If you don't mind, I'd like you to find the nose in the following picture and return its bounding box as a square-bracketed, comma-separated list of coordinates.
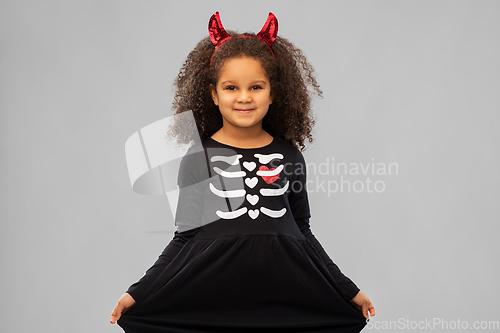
[237, 90, 251, 103]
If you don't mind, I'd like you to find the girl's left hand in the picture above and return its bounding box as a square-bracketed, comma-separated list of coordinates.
[350, 290, 375, 319]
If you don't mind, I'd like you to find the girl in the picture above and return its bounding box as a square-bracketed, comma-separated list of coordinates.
[111, 11, 375, 332]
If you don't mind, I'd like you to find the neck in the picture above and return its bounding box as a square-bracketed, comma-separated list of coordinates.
[212, 122, 272, 147]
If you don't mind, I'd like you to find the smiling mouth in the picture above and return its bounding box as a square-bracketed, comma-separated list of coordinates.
[234, 109, 254, 112]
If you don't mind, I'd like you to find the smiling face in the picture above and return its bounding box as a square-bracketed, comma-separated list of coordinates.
[210, 56, 273, 133]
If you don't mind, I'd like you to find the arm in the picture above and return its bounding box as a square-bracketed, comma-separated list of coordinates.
[125, 147, 205, 303]
[125, 228, 200, 303]
[289, 149, 360, 301]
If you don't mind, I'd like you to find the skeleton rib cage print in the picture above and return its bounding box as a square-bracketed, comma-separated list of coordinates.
[172, 136, 309, 235]
[209, 150, 289, 220]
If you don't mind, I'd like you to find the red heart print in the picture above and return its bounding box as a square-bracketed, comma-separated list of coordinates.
[259, 166, 280, 184]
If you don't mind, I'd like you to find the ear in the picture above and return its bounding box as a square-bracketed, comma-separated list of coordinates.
[269, 92, 273, 105]
[210, 84, 219, 106]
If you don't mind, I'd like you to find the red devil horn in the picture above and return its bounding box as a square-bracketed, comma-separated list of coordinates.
[256, 12, 278, 48]
[208, 12, 231, 46]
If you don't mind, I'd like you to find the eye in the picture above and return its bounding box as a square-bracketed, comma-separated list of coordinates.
[225, 86, 236, 91]
[251, 85, 263, 90]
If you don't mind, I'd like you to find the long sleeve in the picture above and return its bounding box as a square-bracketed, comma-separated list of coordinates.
[289, 149, 361, 301]
[125, 228, 199, 303]
[125, 146, 205, 303]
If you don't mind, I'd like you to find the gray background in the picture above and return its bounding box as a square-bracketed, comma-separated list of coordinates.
[1, 1, 499, 332]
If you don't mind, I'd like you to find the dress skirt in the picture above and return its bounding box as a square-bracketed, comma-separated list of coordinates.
[117, 234, 367, 332]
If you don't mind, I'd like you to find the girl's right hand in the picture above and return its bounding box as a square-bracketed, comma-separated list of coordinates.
[350, 290, 375, 319]
[110, 293, 136, 324]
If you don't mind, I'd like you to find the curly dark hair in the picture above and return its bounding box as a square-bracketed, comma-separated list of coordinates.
[166, 29, 322, 152]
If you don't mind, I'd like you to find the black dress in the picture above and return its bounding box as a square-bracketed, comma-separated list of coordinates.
[117, 137, 368, 332]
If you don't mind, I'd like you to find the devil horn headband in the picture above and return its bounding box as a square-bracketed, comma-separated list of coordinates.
[208, 12, 278, 67]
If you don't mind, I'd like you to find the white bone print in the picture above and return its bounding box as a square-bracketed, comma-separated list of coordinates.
[216, 207, 247, 219]
[260, 181, 289, 196]
[211, 154, 243, 165]
[245, 177, 258, 188]
[210, 183, 246, 198]
[248, 209, 260, 219]
[213, 166, 246, 178]
[243, 161, 256, 171]
[256, 164, 283, 177]
[260, 207, 286, 218]
[254, 153, 284, 164]
[246, 194, 259, 205]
